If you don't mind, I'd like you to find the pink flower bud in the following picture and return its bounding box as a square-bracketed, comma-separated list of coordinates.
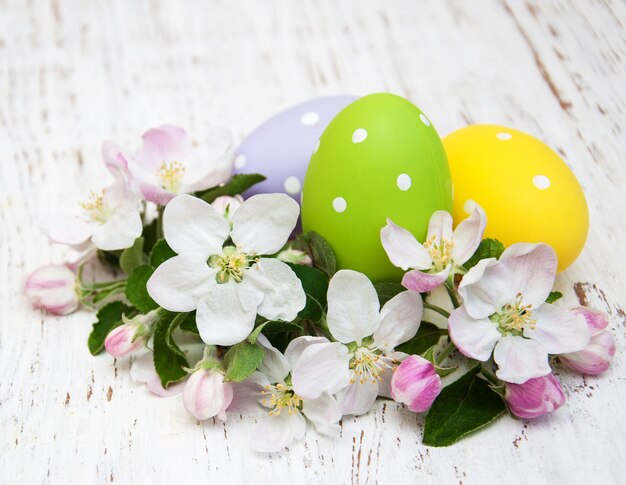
[559, 306, 615, 375]
[560, 330, 616, 375]
[211, 195, 243, 220]
[24, 264, 79, 315]
[104, 324, 145, 357]
[183, 368, 234, 421]
[276, 248, 313, 266]
[390, 355, 442, 412]
[504, 374, 565, 419]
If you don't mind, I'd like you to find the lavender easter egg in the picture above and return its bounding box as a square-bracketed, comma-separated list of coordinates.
[234, 96, 358, 200]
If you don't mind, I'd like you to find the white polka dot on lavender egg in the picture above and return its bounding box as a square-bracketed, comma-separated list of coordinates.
[301, 112, 320, 126]
[234, 154, 247, 169]
[333, 197, 347, 213]
[352, 128, 367, 143]
[284, 176, 302, 195]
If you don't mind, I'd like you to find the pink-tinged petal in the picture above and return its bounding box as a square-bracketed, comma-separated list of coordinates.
[427, 211, 453, 245]
[182, 126, 234, 193]
[448, 307, 501, 361]
[102, 140, 132, 186]
[138, 125, 190, 171]
[183, 369, 233, 421]
[163, 194, 230, 258]
[252, 410, 306, 453]
[377, 351, 408, 398]
[373, 291, 423, 352]
[227, 373, 268, 414]
[24, 264, 79, 315]
[390, 355, 442, 413]
[327, 270, 380, 344]
[46, 215, 92, 248]
[458, 258, 513, 319]
[147, 254, 216, 312]
[244, 258, 306, 323]
[401, 266, 451, 294]
[138, 182, 175, 206]
[524, 303, 590, 354]
[451, 205, 487, 265]
[231, 194, 299, 255]
[494, 336, 551, 384]
[505, 374, 565, 419]
[291, 342, 351, 400]
[195, 280, 260, 346]
[104, 325, 145, 357]
[301, 392, 342, 436]
[211, 195, 243, 220]
[335, 380, 380, 416]
[560, 330, 616, 375]
[571, 306, 609, 336]
[130, 352, 185, 397]
[499, 243, 557, 309]
[91, 202, 143, 251]
[257, 335, 291, 383]
[380, 218, 432, 270]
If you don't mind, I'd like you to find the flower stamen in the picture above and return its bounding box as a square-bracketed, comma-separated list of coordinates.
[79, 190, 108, 223]
[349, 346, 396, 384]
[156, 161, 186, 193]
[493, 292, 537, 335]
[261, 383, 302, 416]
[208, 246, 256, 283]
[423, 235, 454, 271]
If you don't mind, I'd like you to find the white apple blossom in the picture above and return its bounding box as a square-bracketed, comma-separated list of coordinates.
[448, 243, 590, 384]
[381, 206, 486, 293]
[236, 335, 344, 452]
[292, 270, 423, 416]
[46, 148, 142, 251]
[146, 193, 306, 346]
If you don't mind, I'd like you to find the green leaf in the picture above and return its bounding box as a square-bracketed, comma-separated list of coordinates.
[464, 238, 505, 270]
[546, 291, 563, 304]
[397, 322, 445, 356]
[153, 312, 190, 388]
[197, 173, 266, 203]
[125, 265, 158, 314]
[224, 341, 264, 382]
[119, 237, 146, 275]
[87, 301, 134, 355]
[288, 263, 328, 321]
[179, 311, 199, 335]
[423, 366, 506, 447]
[261, 320, 303, 334]
[149, 239, 176, 268]
[296, 231, 337, 278]
[142, 218, 160, 253]
[374, 282, 406, 306]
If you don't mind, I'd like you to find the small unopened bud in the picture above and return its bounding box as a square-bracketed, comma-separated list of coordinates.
[24, 264, 79, 315]
[183, 368, 233, 421]
[390, 355, 442, 413]
[504, 374, 565, 419]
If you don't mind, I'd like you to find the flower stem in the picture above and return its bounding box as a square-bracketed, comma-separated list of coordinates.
[156, 206, 165, 239]
[423, 301, 450, 318]
[480, 365, 501, 386]
[435, 340, 456, 365]
[444, 282, 461, 309]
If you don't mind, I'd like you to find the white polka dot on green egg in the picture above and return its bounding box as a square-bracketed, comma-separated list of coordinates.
[352, 128, 367, 143]
[397, 173, 412, 191]
[332, 197, 347, 213]
[419, 113, 431, 126]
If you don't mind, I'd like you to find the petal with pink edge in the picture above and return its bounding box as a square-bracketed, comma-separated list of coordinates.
[427, 211, 453, 245]
[401, 266, 451, 294]
[448, 307, 501, 361]
[524, 303, 590, 354]
[380, 218, 432, 270]
[458, 258, 513, 319]
[451, 205, 487, 265]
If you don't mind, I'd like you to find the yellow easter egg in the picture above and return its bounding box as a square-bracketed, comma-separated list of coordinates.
[443, 125, 589, 272]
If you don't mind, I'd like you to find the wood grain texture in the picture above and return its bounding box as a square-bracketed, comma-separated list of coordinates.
[1, 0, 625, 483]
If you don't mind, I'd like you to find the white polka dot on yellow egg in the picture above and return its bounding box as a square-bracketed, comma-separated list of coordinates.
[352, 128, 367, 143]
[533, 175, 551, 190]
[496, 132, 512, 140]
[332, 196, 347, 213]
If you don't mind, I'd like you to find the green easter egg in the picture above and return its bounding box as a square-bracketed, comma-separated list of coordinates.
[301, 93, 453, 283]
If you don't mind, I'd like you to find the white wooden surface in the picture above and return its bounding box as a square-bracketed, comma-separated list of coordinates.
[1, 1, 625, 483]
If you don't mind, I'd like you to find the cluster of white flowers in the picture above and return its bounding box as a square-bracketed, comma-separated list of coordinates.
[25, 125, 616, 453]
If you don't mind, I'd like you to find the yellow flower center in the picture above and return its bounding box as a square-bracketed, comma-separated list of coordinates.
[79, 190, 109, 223]
[493, 293, 537, 335]
[156, 161, 186, 193]
[261, 383, 302, 416]
[208, 246, 257, 283]
[349, 346, 396, 384]
[423, 234, 454, 271]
